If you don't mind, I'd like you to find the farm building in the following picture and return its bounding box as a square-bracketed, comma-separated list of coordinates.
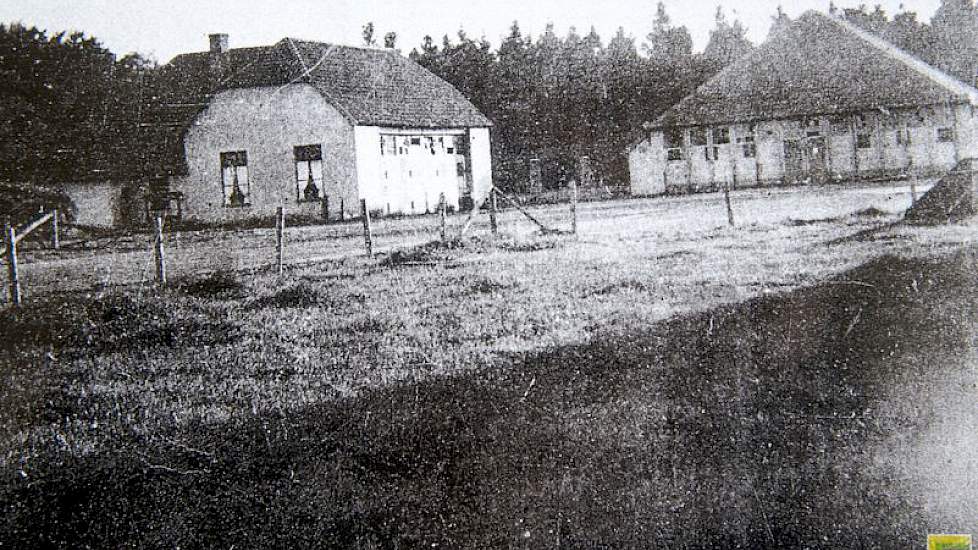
[629, 11, 978, 196]
[145, 34, 492, 223]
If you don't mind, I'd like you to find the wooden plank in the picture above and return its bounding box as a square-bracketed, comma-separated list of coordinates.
[14, 211, 54, 244]
[570, 179, 578, 235]
[491, 186, 556, 234]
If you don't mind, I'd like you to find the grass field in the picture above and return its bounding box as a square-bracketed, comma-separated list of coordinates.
[1, 183, 976, 548]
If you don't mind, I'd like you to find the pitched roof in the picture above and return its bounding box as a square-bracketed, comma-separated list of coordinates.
[146, 38, 490, 174]
[651, 11, 978, 129]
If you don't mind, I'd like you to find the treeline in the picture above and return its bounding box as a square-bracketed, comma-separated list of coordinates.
[4, 1, 978, 189]
[838, 1, 978, 84]
[406, 4, 754, 189]
[0, 23, 153, 184]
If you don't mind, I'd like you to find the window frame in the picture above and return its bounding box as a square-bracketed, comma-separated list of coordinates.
[220, 151, 250, 208]
[937, 127, 955, 143]
[294, 144, 324, 203]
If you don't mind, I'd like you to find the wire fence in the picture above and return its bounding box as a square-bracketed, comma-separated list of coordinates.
[0, 189, 580, 305]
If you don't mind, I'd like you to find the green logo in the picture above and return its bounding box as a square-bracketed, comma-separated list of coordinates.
[929, 534, 973, 550]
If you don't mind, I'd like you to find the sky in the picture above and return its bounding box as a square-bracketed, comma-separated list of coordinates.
[0, 0, 944, 63]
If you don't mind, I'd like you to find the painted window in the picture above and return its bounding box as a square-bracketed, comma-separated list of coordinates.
[690, 127, 708, 146]
[220, 151, 249, 207]
[937, 127, 955, 143]
[712, 127, 731, 145]
[294, 144, 323, 202]
[856, 133, 872, 149]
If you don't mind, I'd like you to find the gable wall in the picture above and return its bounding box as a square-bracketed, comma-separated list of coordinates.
[172, 84, 359, 223]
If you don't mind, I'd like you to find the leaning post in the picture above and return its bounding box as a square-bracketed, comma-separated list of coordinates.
[275, 206, 285, 275]
[5, 223, 20, 307]
[154, 216, 166, 287]
[360, 199, 373, 257]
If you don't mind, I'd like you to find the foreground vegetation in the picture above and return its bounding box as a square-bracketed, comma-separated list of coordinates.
[1, 192, 976, 547]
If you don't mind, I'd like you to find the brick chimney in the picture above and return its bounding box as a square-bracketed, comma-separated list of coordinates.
[209, 33, 229, 54]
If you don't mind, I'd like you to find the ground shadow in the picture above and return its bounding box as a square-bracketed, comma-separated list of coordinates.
[4, 248, 977, 548]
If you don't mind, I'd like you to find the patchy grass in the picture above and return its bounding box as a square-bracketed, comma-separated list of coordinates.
[1, 184, 974, 547]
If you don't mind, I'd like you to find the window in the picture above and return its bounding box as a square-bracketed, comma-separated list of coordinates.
[220, 151, 249, 207]
[704, 146, 720, 161]
[381, 135, 397, 156]
[856, 133, 872, 149]
[690, 127, 708, 146]
[712, 127, 731, 145]
[895, 129, 912, 146]
[937, 127, 955, 143]
[294, 144, 323, 202]
[737, 126, 755, 157]
[664, 128, 684, 161]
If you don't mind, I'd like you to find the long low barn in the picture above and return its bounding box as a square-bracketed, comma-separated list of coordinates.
[629, 11, 978, 195]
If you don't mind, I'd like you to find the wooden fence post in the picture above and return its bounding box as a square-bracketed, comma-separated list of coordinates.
[154, 216, 166, 286]
[724, 184, 736, 227]
[439, 193, 447, 243]
[489, 189, 498, 235]
[570, 180, 578, 236]
[910, 166, 919, 205]
[51, 209, 59, 249]
[5, 223, 20, 306]
[275, 206, 285, 275]
[321, 196, 329, 224]
[340, 198, 346, 222]
[360, 199, 373, 256]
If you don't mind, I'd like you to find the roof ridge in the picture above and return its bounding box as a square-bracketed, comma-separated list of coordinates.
[825, 11, 978, 104]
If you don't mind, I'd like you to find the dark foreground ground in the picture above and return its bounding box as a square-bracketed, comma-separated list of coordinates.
[2, 243, 976, 548]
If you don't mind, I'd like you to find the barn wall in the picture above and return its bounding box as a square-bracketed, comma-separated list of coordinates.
[628, 134, 665, 197]
[632, 103, 978, 194]
[62, 182, 124, 228]
[174, 84, 358, 223]
[355, 127, 483, 214]
[469, 127, 493, 206]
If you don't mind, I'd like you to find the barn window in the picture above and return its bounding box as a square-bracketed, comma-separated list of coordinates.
[856, 133, 872, 149]
[410, 137, 421, 146]
[381, 136, 397, 156]
[937, 127, 955, 143]
[294, 144, 324, 202]
[712, 127, 730, 145]
[704, 146, 719, 161]
[895, 129, 912, 146]
[737, 126, 756, 157]
[690, 127, 708, 146]
[220, 151, 250, 208]
[664, 128, 684, 161]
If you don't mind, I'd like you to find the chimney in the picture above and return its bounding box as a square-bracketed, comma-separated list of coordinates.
[209, 33, 229, 54]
